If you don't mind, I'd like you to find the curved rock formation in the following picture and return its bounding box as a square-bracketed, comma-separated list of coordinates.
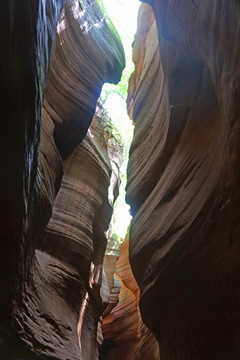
[127, 2, 240, 359]
[0, 0, 124, 358]
[44, 0, 124, 160]
[101, 233, 160, 360]
[0, 0, 65, 332]
[101, 235, 140, 360]
[10, 108, 123, 359]
[35, 0, 125, 237]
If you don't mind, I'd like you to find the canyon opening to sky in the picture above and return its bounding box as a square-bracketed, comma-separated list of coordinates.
[1, 1, 239, 359]
[100, 0, 140, 240]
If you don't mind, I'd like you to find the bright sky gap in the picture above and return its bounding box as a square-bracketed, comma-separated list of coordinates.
[100, 0, 140, 239]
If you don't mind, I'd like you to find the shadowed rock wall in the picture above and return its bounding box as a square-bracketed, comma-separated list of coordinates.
[127, 1, 240, 359]
[0, 0, 65, 333]
[0, 0, 124, 358]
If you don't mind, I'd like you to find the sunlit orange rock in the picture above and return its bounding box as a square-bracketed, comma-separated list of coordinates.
[101, 232, 160, 360]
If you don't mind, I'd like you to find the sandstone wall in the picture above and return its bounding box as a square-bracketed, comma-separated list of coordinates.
[0, 0, 124, 358]
[127, 2, 240, 359]
[0, 0, 65, 333]
[101, 232, 160, 360]
[13, 111, 123, 360]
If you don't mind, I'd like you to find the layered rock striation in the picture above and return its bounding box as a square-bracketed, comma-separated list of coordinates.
[0, 0, 66, 332]
[127, 2, 240, 359]
[0, 0, 124, 358]
[15, 110, 123, 360]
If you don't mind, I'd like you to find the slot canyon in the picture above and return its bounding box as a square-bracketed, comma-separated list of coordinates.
[0, 0, 240, 359]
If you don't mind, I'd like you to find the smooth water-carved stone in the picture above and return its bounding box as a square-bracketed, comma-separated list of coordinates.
[127, 2, 240, 359]
[0, 0, 124, 357]
[0, 0, 65, 353]
[16, 111, 123, 359]
[102, 234, 160, 360]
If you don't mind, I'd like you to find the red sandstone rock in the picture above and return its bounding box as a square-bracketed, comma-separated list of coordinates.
[102, 233, 160, 360]
[43, 0, 124, 159]
[0, 0, 124, 358]
[13, 109, 123, 359]
[127, 2, 240, 359]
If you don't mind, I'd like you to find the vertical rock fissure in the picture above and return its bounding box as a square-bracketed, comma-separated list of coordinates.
[97, 2, 161, 360]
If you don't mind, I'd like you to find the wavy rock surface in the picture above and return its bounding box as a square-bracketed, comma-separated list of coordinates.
[0, 0, 124, 358]
[101, 234, 159, 360]
[0, 0, 65, 330]
[12, 109, 123, 359]
[35, 0, 124, 236]
[43, 0, 124, 159]
[127, 2, 240, 359]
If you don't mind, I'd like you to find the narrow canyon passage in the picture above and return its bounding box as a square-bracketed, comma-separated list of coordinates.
[0, 1, 240, 360]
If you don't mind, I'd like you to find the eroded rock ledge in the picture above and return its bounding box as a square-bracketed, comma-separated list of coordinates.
[127, 2, 240, 359]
